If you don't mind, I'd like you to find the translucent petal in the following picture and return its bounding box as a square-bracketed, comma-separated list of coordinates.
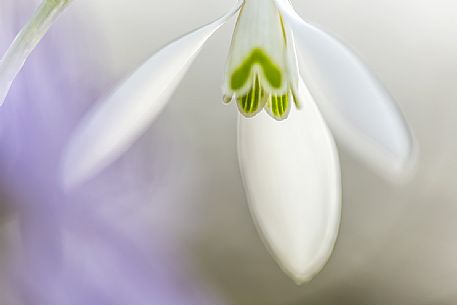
[225, 0, 288, 94]
[238, 76, 341, 283]
[62, 1, 243, 188]
[275, 0, 414, 176]
[0, 0, 72, 106]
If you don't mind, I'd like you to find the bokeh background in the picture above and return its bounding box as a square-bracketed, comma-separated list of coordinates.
[1, 0, 457, 304]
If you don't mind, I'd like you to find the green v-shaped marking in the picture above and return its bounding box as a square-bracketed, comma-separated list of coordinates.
[230, 48, 283, 91]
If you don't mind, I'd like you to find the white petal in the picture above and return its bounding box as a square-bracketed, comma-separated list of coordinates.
[225, 0, 289, 94]
[275, 0, 414, 176]
[0, 0, 71, 106]
[62, 1, 243, 189]
[238, 77, 341, 283]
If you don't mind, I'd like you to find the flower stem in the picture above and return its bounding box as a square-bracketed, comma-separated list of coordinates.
[0, 0, 72, 106]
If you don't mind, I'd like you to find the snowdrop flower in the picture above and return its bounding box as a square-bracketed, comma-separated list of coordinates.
[0, 0, 72, 105]
[62, 0, 413, 283]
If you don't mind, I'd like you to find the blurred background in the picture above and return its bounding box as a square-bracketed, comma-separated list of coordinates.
[1, 0, 457, 304]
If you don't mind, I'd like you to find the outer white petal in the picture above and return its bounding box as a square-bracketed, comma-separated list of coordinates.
[0, 0, 72, 106]
[274, 0, 414, 177]
[62, 1, 243, 189]
[238, 77, 341, 283]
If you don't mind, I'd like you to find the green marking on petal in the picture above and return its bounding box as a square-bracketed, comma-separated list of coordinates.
[266, 92, 291, 120]
[230, 48, 283, 91]
[223, 0, 301, 120]
[236, 74, 266, 117]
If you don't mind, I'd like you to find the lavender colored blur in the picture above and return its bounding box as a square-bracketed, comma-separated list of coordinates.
[0, 1, 225, 304]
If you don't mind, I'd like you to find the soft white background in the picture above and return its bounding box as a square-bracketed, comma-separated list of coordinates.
[18, 1, 457, 304]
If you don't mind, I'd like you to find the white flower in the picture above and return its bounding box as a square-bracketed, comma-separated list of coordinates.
[59, 0, 413, 283]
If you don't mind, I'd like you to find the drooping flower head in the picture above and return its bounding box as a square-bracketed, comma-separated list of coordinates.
[1, 0, 414, 284]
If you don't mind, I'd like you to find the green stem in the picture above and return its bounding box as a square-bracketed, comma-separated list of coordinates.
[0, 0, 72, 106]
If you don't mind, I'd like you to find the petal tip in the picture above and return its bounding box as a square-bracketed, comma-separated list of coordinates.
[60, 128, 116, 191]
[60, 144, 93, 191]
[274, 250, 335, 285]
[265, 213, 340, 284]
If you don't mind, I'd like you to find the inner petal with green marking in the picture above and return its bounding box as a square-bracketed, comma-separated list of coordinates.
[223, 0, 300, 121]
[225, 46, 295, 120]
[236, 73, 266, 117]
[231, 48, 283, 91]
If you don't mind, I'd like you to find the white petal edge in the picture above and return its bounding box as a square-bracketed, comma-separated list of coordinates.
[61, 1, 243, 189]
[238, 76, 341, 283]
[0, 0, 71, 106]
[275, 0, 415, 178]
